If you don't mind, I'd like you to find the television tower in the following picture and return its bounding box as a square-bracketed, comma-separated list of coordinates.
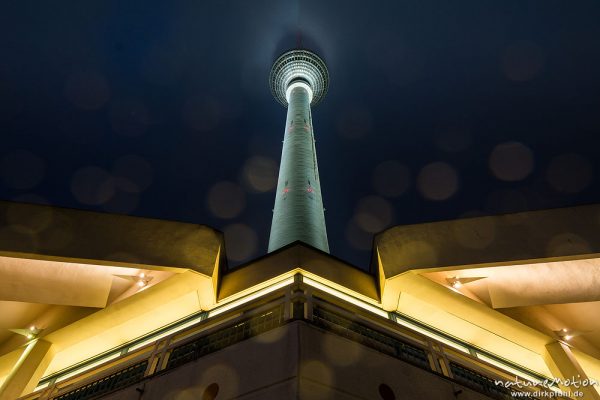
[268, 49, 330, 253]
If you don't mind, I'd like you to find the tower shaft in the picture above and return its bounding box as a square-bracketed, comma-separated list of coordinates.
[268, 85, 329, 253]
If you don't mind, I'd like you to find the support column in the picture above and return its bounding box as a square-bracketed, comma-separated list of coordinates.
[545, 341, 600, 399]
[0, 339, 54, 399]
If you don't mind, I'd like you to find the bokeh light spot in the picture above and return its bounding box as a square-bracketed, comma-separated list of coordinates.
[0, 226, 38, 253]
[453, 216, 496, 250]
[71, 166, 115, 206]
[353, 196, 394, 233]
[102, 191, 139, 214]
[323, 333, 363, 366]
[59, 112, 105, 143]
[64, 71, 110, 110]
[253, 324, 286, 343]
[202, 383, 219, 400]
[241, 156, 278, 192]
[11, 193, 49, 205]
[366, 32, 423, 87]
[336, 105, 373, 140]
[546, 233, 591, 257]
[207, 181, 246, 219]
[399, 240, 438, 266]
[1, 150, 46, 190]
[489, 141, 534, 182]
[417, 162, 459, 201]
[546, 153, 593, 193]
[502, 41, 544, 81]
[300, 360, 334, 387]
[105, 252, 141, 264]
[224, 223, 258, 262]
[197, 364, 238, 400]
[345, 220, 373, 251]
[6, 201, 53, 235]
[43, 227, 74, 251]
[109, 99, 150, 137]
[165, 389, 198, 400]
[112, 155, 153, 193]
[379, 384, 396, 400]
[434, 126, 471, 153]
[141, 43, 185, 86]
[485, 189, 528, 214]
[0, 81, 24, 121]
[372, 160, 410, 198]
[182, 97, 222, 132]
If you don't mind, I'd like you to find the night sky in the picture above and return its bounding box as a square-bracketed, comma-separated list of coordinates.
[1, 1, 600, 269]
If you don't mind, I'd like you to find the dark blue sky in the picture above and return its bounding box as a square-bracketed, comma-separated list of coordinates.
[1, 1, 600, 268]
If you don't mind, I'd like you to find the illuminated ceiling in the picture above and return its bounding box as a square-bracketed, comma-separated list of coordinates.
[0, 255, 174, 356]
[422, 259, 600, 359]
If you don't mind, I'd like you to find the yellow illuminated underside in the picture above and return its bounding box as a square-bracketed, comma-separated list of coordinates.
[35, 269, 386, 382]
[5, 261, 598, 397]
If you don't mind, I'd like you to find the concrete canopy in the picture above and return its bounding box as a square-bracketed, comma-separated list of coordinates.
[0, 200, 223, 274]
[0, 200, 224, 361]
[375, 203, 600, 379]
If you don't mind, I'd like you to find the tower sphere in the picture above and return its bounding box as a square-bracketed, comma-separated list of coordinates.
[269, 49, 329, 107]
